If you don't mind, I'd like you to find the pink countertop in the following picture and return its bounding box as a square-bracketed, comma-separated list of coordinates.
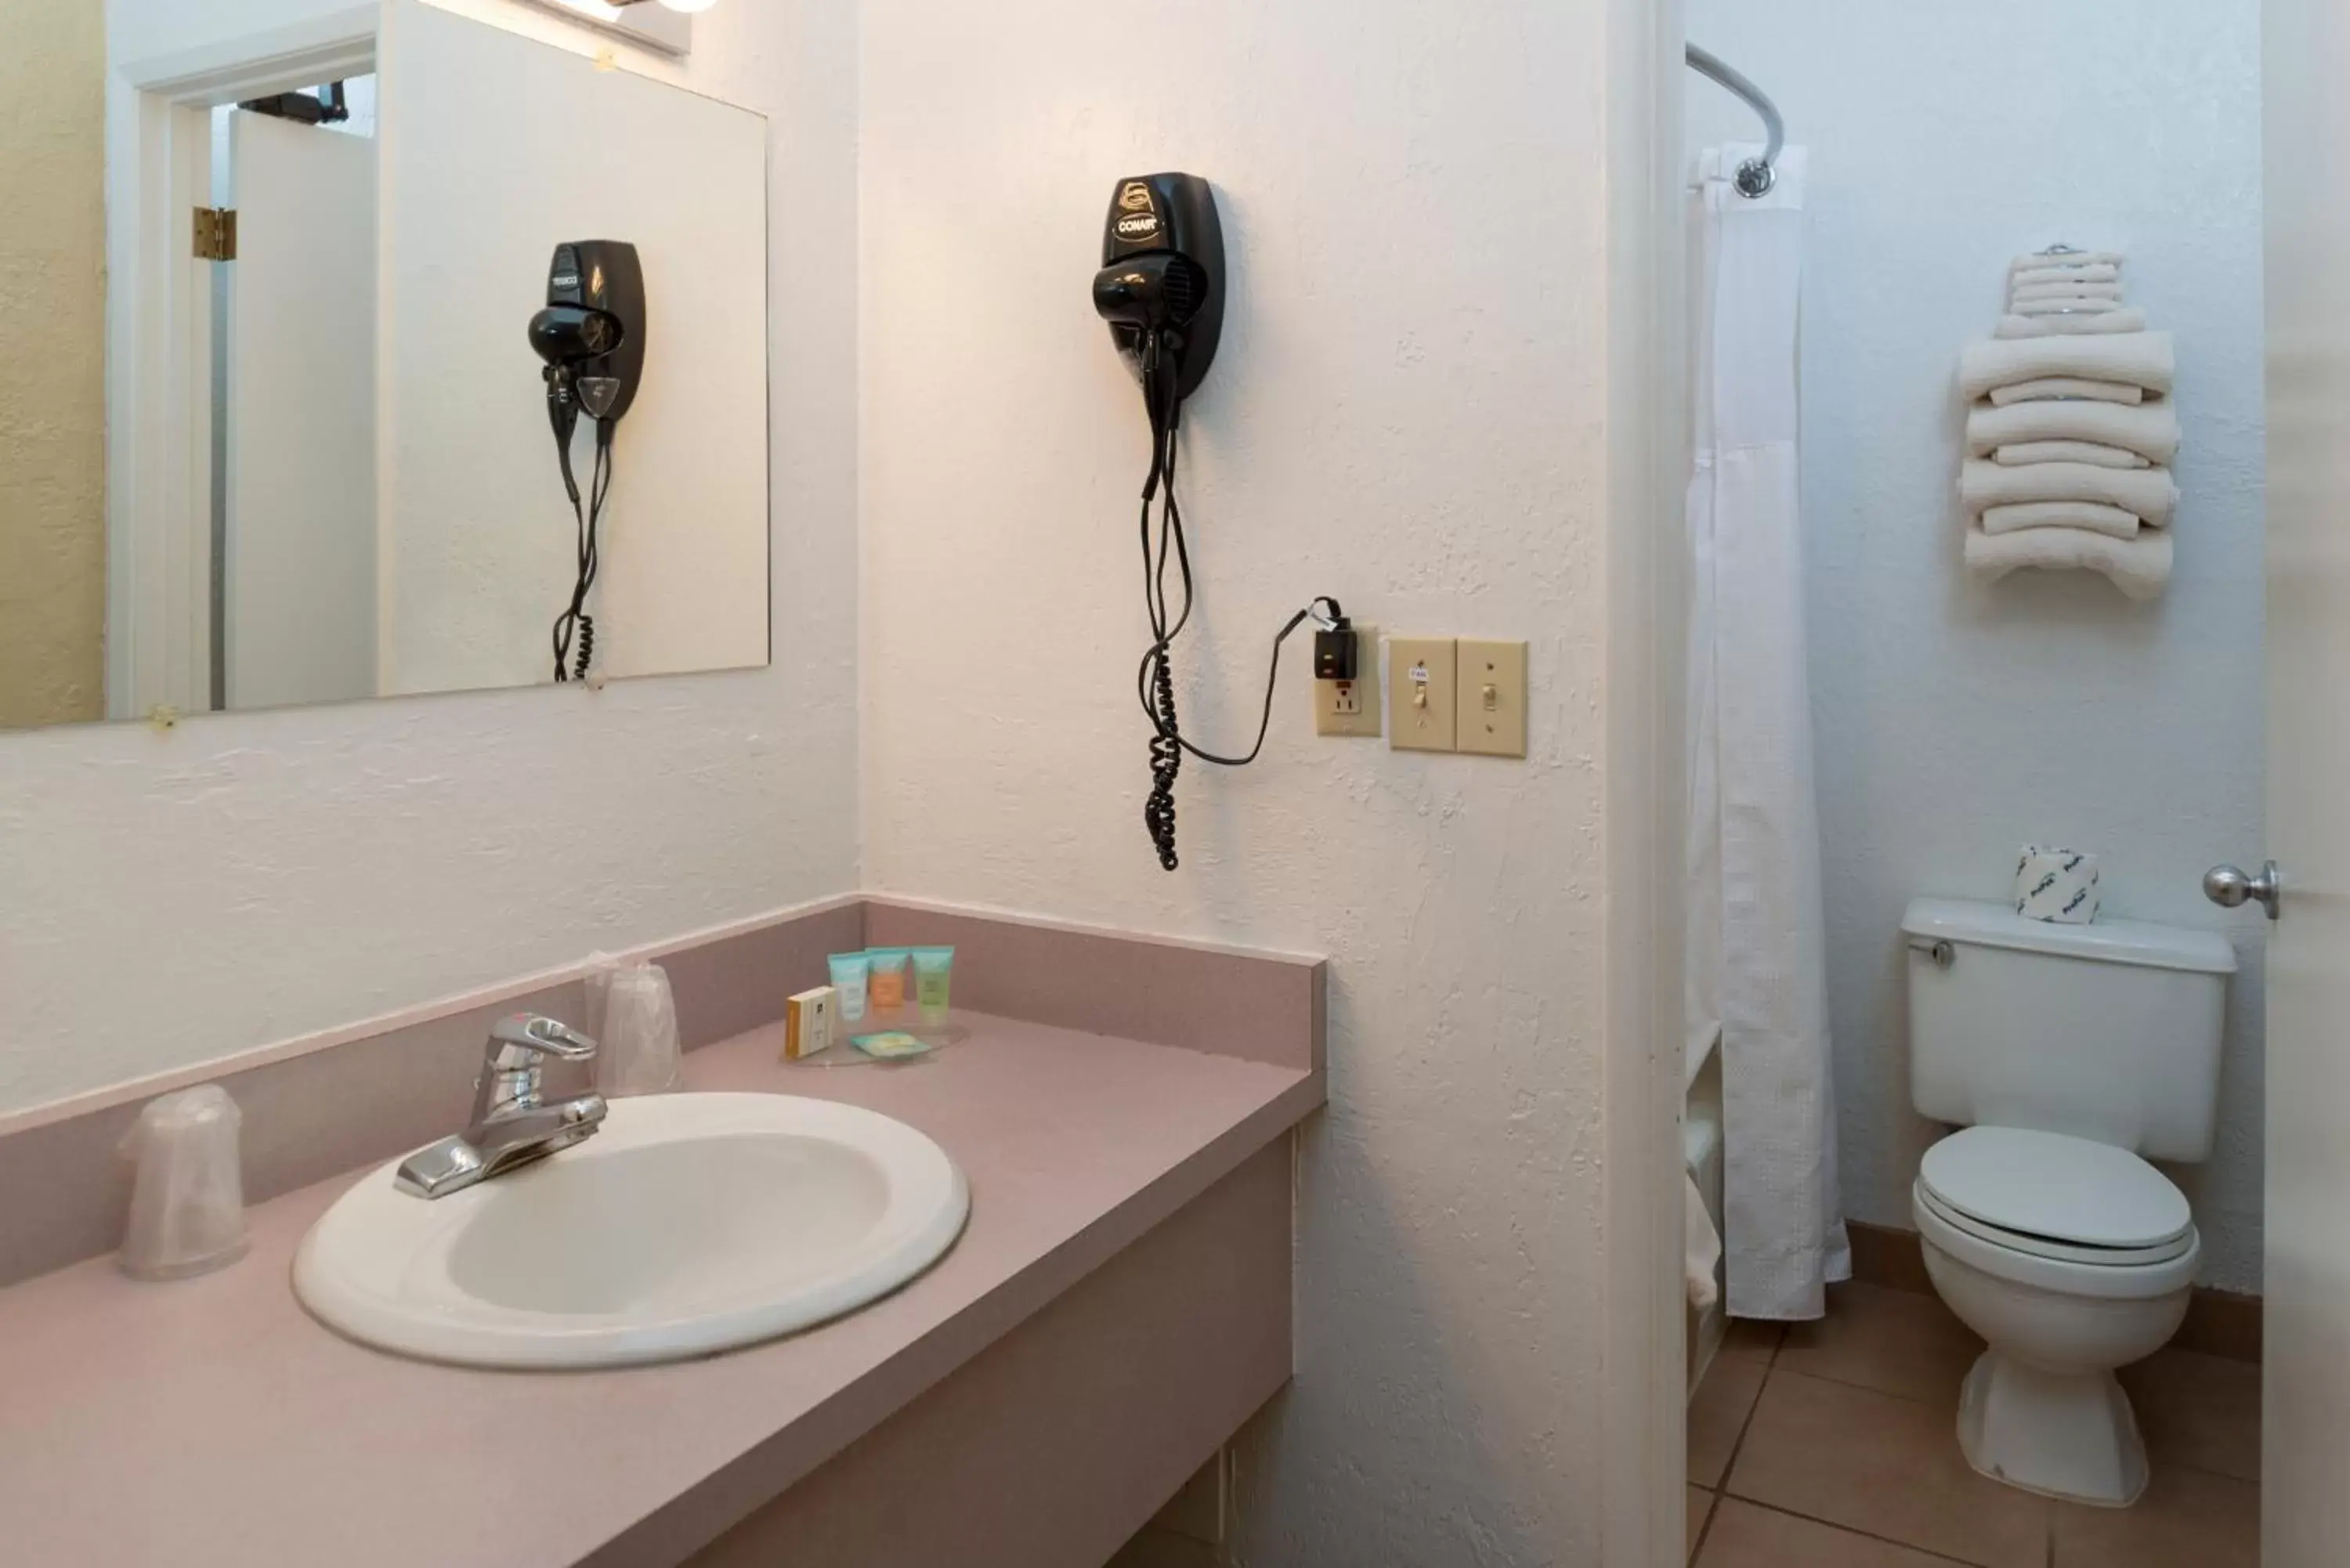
[0, 1014, 1321, 1568]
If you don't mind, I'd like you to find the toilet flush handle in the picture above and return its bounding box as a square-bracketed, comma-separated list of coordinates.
[2203, 861, 2281, 921]
[1906, 936, 1956, 968]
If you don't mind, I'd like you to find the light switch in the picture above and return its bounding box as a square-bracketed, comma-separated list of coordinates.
[1455, 639, 1528, 758]
[1314, 623, 1383, 738]
[1388, 638, 1457, 753]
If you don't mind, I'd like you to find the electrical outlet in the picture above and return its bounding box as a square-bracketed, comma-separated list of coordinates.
[1314, 623, 1381, 737]
[1455, 638, 1528, 757]
[1388, 637, 1458, 752]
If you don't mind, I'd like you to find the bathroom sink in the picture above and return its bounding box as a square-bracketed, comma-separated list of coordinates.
[293, 1093, 968, 1369]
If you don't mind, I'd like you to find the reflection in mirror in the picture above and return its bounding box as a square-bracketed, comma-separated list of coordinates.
[215, 77, 381, 711]
[0, 0, 769, 733]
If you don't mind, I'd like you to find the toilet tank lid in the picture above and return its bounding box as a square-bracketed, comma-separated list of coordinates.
[1902, 898, 2237, 975]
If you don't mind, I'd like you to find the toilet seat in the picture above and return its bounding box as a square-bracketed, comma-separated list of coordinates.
[1916, 1183, 2193, 1268]
[1913, 1126, 2200, 1301]
[1913, 1181, 2200, 1302]
[1918, 1126, 2192, 1252]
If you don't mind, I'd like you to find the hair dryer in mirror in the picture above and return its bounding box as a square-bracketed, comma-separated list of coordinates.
[527, 240, 645, 683]
[1091, 175, 1343, 873]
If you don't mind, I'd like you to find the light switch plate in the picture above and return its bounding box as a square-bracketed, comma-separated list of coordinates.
[1456, 638, 1528, 758]
[1314, 623, 1382, 738]
[1388, 638, 1458, 753]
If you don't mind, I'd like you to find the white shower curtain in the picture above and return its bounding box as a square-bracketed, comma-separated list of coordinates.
[1684, 143, 1849, 1321]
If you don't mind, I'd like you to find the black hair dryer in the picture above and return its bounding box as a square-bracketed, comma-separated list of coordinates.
[528, 240, 646, 434]
[1092, 174, 1225, 406]
[1090, 175, 1343, 873]
[526, 240, 645, 685]
[1093, 175, 1235, 874]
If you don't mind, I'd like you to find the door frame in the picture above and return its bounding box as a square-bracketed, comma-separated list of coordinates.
[1600, 0, 1691, 1565]
[103, 9, 378, 720]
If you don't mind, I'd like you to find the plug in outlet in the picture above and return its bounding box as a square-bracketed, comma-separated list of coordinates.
[1314, 623, 1381, 737]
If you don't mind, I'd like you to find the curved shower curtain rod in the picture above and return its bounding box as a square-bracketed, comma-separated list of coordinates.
[1685, 42, 1783, 199]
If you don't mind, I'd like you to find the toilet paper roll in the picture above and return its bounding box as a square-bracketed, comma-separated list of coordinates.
[2014, 847, 2101, 924]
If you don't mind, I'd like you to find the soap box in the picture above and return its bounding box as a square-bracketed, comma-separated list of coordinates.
[784, 986, 837, 1060]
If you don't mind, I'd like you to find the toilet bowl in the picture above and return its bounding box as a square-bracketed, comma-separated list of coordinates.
[1911, 1125, 2199, 1506]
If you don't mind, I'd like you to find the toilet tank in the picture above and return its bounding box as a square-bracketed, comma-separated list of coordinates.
[1904, 898, 2237, 1162]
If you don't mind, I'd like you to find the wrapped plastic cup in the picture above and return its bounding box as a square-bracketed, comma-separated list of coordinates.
[118, 1086, 248, 1281]
[598, 963, 682, 1097]
[582, 949, 624, 1042]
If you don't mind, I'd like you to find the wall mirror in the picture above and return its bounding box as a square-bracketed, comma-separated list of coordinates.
[0, 0, 768, 732]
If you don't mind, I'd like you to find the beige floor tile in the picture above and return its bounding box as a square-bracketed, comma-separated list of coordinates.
[1775, 1281, 1983, 1409]
[1688, 1486, 1715, 1562]
[1698, 1498, 1969, 1568]
[2052, 1461, 2258, 1568]
[2117, 1348, 2261, 1483]
[1726, 1371, 2052, 1568]
[1718, 1317, 1788, 1367]
[1104, 1526, 1223, 1568]
[1689, 1358, 1769, 1489]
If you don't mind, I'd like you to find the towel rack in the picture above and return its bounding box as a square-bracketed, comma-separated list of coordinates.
[1686, 43, 1782, 199]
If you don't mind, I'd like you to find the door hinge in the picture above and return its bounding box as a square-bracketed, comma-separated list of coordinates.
[193, 207, 237, 262]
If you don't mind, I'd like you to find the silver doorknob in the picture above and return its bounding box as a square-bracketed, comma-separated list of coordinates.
[2203, 861, 2281, 921]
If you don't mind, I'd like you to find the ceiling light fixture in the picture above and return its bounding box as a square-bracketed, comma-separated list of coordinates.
[528, 0, 700, 56]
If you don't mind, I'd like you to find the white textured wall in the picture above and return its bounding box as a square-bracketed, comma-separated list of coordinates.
[859, 3, 1618, 1562]
[0, 0, 859, 1115]
[1687, 0, 2267, 1290]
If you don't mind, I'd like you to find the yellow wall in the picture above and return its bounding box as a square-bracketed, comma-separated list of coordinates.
[0, 0, 107, 727]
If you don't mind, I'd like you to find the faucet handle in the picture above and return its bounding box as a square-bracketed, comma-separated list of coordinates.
[487, 1013, 599, 1067]
[472, 1015, 599, 1123]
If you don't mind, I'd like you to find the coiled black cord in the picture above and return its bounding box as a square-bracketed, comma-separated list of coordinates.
[1130, 332, 1338, 872]
[552, 420, 613, 682]
[1136, 339, 1186, 868]
[1144, 654, 1182, 870]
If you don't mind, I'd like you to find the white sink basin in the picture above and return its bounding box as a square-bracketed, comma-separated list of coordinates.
[294, 1093, 968, 1369]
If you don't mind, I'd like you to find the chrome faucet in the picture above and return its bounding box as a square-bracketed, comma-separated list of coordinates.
[395, 1014, 609, 1198]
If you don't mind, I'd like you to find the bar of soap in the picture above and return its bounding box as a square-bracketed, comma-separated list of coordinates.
[850, 1031, 933, 1061]
[783, 986, 837, 1060]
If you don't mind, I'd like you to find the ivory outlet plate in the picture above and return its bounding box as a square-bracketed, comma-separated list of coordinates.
[1388, 638, 1458, 753]
[1456, 639, 1528, 757]
[1314, 624, 1382, 738]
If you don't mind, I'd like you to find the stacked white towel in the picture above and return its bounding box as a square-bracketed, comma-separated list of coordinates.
[1995, 249, 2144, 338]
[1958, 252, 2178, 600]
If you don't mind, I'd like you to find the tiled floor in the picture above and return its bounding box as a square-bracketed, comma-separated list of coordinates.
[1687, 1282, 2261, 1567]
[1106, 1526, 1220, 1568]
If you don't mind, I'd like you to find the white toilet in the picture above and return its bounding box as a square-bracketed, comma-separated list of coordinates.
[1901, 897, 2236, 1508]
